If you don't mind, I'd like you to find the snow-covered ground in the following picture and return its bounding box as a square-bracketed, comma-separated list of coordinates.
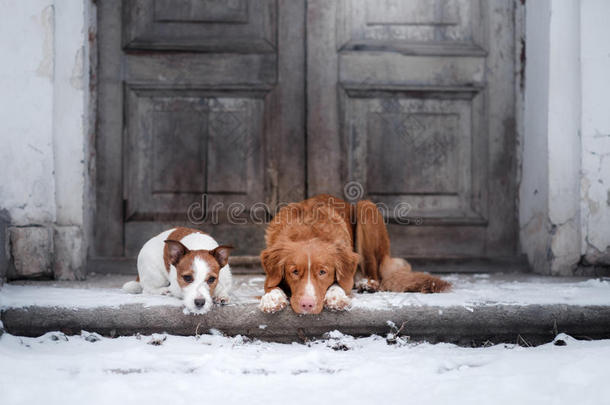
[2, 274, 610, 310]
[0, 330, 608, 405]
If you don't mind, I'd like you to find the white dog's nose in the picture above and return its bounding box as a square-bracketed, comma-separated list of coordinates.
[194, 298, 206, 308]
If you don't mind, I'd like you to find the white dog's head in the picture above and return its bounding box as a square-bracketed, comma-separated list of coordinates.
[164, 240, 233, 314]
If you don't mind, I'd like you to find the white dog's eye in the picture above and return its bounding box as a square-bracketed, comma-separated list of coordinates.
[207, 276, 216, 284]
[182, 275, 193, 283]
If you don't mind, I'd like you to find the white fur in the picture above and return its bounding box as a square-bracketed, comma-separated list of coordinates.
[354, 277, 379, 292]
[259, 288, 289, 313]
[181, 257, 213, 313]
[324, 284, 351, 311]
[122, 228, 232, 314]
[215, 266, 232, 302]
[122, 280, 142, 294]
[304, 252, 316, 300]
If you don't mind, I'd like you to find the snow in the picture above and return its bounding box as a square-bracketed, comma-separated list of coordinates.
[0, 330, 608, 405]
[2, 275, 610, 310]
[0, 284, 184, 309]
[351, 275, 610, 310]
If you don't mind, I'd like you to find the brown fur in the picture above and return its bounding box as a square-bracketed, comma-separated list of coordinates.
[261, 195, 450, 313]
[163, 227, 207, 272]
[164, 239, 232, 294]
[355, 200, 451, 293]
[261, 195, 359, 313]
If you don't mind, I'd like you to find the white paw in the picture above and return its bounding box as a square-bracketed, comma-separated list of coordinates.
[355, 278, 380, 293]
[143, 287, 171, 296]
[214, 296, 230, 305]
[324, 285, 351, 311]
[259, 288, 289, 313]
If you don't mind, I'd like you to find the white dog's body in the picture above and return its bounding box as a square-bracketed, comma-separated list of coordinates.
[123, 228, 232, 313]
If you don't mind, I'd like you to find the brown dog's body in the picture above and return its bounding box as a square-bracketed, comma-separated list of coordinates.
[259, 194, 450, 314]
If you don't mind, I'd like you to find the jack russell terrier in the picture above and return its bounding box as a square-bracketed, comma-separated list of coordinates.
[122, 227, 233, 314]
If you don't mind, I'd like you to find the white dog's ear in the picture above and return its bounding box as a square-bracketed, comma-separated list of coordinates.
[164, 239, 190, 265]
[210, 245, 233, 267]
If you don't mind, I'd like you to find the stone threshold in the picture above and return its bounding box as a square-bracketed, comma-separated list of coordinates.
[2, 274, 610, 346]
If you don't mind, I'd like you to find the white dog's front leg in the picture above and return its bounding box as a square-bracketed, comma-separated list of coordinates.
[324, 284, 351, 311]
[259, 288, 289, 313]
[166, 266, 183, 298]
[213, 265, 232, 305]
[142, 285, 172, 296]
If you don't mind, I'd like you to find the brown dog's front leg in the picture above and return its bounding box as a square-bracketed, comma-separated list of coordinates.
[259, 287, 289, 313]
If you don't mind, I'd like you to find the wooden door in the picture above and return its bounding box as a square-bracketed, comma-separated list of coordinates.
[94, 0, 520, 271]
[307, 0, 519, 263]
[94, 0, 306, 264]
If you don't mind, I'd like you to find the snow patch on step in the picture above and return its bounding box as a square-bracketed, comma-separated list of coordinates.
[0, 284, 183, 309]
[1, 276, 610, 310]
[351, 277, 610, 310]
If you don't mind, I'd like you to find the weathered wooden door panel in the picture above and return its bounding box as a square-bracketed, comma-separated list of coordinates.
[96, 0, 305, 259]
[307, 0, 517, 259]
[123, 0, 276, 52]
[124, 92, 266, 220]
[337, 0, 486, 54]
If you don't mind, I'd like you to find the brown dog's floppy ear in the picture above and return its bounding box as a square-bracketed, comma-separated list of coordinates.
[260, 244, 285, 292]
[164, 240, 190, 266]
[334, 245, 359, 295]
[210, 245, 233, 267]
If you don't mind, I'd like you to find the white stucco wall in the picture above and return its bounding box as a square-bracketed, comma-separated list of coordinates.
[0, 0, 57, 225]
[580, 0, 610, 266]
[53, 0, 90, 228]
[521, 0, 610, 274]
[546, 0, 582, 274]
[0, 0, 92, 280]
[520, 0, 552, 274]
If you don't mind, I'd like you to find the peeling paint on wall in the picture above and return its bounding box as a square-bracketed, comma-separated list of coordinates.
[0, 1, 93, 280]
[35, 5, 54, 80]
[580, 0, 610, 268]
[70, 46, 84, 90]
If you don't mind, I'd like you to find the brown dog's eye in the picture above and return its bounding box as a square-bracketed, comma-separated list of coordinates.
[183, 275, 193, 283]
[291, 268, 299, 276]
[207, 276, 216, 284]
[319, 269, 327, 276]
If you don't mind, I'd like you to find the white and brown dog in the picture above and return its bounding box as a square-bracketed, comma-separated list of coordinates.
[122, 227, 233, 314]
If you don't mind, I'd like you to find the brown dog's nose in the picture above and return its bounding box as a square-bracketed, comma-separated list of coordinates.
[194, 298, 206, 308]
[299, 296, 315, 312]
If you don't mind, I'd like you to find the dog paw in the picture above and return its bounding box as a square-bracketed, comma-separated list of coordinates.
[355, 278, 380, 293]
[324, 285, 351, 311]
[420, 277, 451, 293]
[159, 288, 171, 296]
[213, 296, 230, 305]
[259, 289, 288, 313]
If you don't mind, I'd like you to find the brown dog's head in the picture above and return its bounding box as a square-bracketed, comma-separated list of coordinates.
[260, 239, 359, 314]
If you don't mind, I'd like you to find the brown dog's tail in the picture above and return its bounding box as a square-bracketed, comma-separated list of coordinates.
[378, 256, 450, 293]
[354, 199, 451, 293]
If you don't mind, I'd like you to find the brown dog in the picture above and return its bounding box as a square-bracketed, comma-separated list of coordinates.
[259, 194, 450, 314]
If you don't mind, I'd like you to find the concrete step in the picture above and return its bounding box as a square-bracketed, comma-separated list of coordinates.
[2, 274, 610, 346]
